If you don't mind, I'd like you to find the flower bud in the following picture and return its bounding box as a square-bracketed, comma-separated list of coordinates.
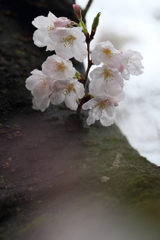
[73, 4, 82, 21]
[91, 12, 101, 39]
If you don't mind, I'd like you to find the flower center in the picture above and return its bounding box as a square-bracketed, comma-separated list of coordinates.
[97, 99, 109, 110]
[103, 48, 112, 58]
[127, 59, 132, 67]
[64, 83, 75, 95]
[103, 69, 113, 81]
[61, 35, 76, 47]
[54, 61, 67, 72]
[40, 78, 47, 88]
[47, 25, 55, 36]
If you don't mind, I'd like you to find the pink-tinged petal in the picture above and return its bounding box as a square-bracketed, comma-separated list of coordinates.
[33, 29, 49, 47]
[121, 68, 130, 80]
[50, 91, 65, 105]
[32, 16, 51, 29]
[82, 98, 98, 110]
[51, 80, 66, 91]
[32, 81, 50, 99]
[120, 49, 144, 79]
[91, 50, 102, 65]
[86, 110, 96, 125]
[74, 82, 85, 99]
[33, 29, 56, 50]
[113, 91, 125, 103]
[100, 114, 115, 126]
[32, 97, 50, 112]
[128, 60, 144, 75]
[104, 80, 123, 96]
[30, 69, 42, 76]
[91, 41, 121, 66]
[89, 76, 104, 96]
[46, 41, 56, 51]
[50, 27, 86, 61]
[48, 11, 57, 22]
[105, 105, 114, 117]
[54, 17, 72, 28]
[54, 42, 73, 59]
[72, 42, 87, 62]
[73, 27, 86, 42]
[65, 93, 78, 110]
[90, 67, 104, 80]
[92, 106, 102, 120]
[50, 28, 67, 41]
[65, 66, 76, 79]
[26, 70, 45, 90]
[26, 76, 39, 90]
[42, 55, 76, 79]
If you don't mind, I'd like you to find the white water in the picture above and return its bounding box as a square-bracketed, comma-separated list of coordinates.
[76, 0, 160, 165]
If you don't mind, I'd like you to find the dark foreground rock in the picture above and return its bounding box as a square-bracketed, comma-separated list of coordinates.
[0, 1, 160, 240]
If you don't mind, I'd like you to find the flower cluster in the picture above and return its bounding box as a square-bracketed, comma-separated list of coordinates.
[26, 5, 144, 127]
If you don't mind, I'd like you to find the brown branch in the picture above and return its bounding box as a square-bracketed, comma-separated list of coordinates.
[81, 0, 94, 19]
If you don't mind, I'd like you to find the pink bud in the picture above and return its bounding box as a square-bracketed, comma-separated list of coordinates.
[73, 4, 82, 20]
[54, 17, 71, 28]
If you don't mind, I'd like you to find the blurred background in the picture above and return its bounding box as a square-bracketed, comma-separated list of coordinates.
[77, 0, 160, 166]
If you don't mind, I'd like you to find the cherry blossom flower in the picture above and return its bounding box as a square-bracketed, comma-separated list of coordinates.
[82, 91, 124, 126]
[25, 9, 144, 127]
[89, 65, 124, 97]
[91, 41, 121, 66]
[82, 96, 116, 126]
[25, 69, 52, 111]
[117, 50, 144, 80]
[50, 27, 87, 62]
[32, 12, 72, 51]
[42, 55, 76, 80]
[50, 78, 85, 110]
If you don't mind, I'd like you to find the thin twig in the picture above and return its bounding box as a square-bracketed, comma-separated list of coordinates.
[82, 0, 94, 18]
[77, 36, 93, 116]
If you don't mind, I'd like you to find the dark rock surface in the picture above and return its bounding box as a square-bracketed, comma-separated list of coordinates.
[0, 1, 160, 240]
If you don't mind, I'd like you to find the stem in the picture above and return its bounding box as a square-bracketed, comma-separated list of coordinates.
[84, 39, 92, 91]
[82, 0, 94, 19]
[77, 36, 93, 116]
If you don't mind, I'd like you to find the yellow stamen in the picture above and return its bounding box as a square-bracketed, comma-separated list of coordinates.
[40, 78, 47, 88]
[64, 83, 75, 95]
[103, 48, 112, 58]
[61, 35, 76, 47]
[103, 69, 113, 81]
[47, 25, 55, 37]
[54, 61, 67, 72]
[97, 99, 109, 110]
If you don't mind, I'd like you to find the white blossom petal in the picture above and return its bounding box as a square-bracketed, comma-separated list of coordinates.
[51, 78, 84, 110]
[50, 91, 65, 105]
[82, 96, 119, 126]
[32, 97, 50, 112]
[91, 41, 121, 66]
[90, 65, 124, 97]
[50, 27, 87, 61]
[65, 92, 78, 110]
[32, 81, 50, 99]
[42, 55, 76, 80]
[32, 12, 72, 51]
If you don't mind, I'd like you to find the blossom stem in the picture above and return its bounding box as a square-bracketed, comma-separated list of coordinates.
[82, 0, 94, 19]
[77, 35, 93, 116]
[84, 38, 92, 90]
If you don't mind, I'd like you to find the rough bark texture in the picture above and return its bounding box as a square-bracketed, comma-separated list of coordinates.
[0, 1, 160, 240]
